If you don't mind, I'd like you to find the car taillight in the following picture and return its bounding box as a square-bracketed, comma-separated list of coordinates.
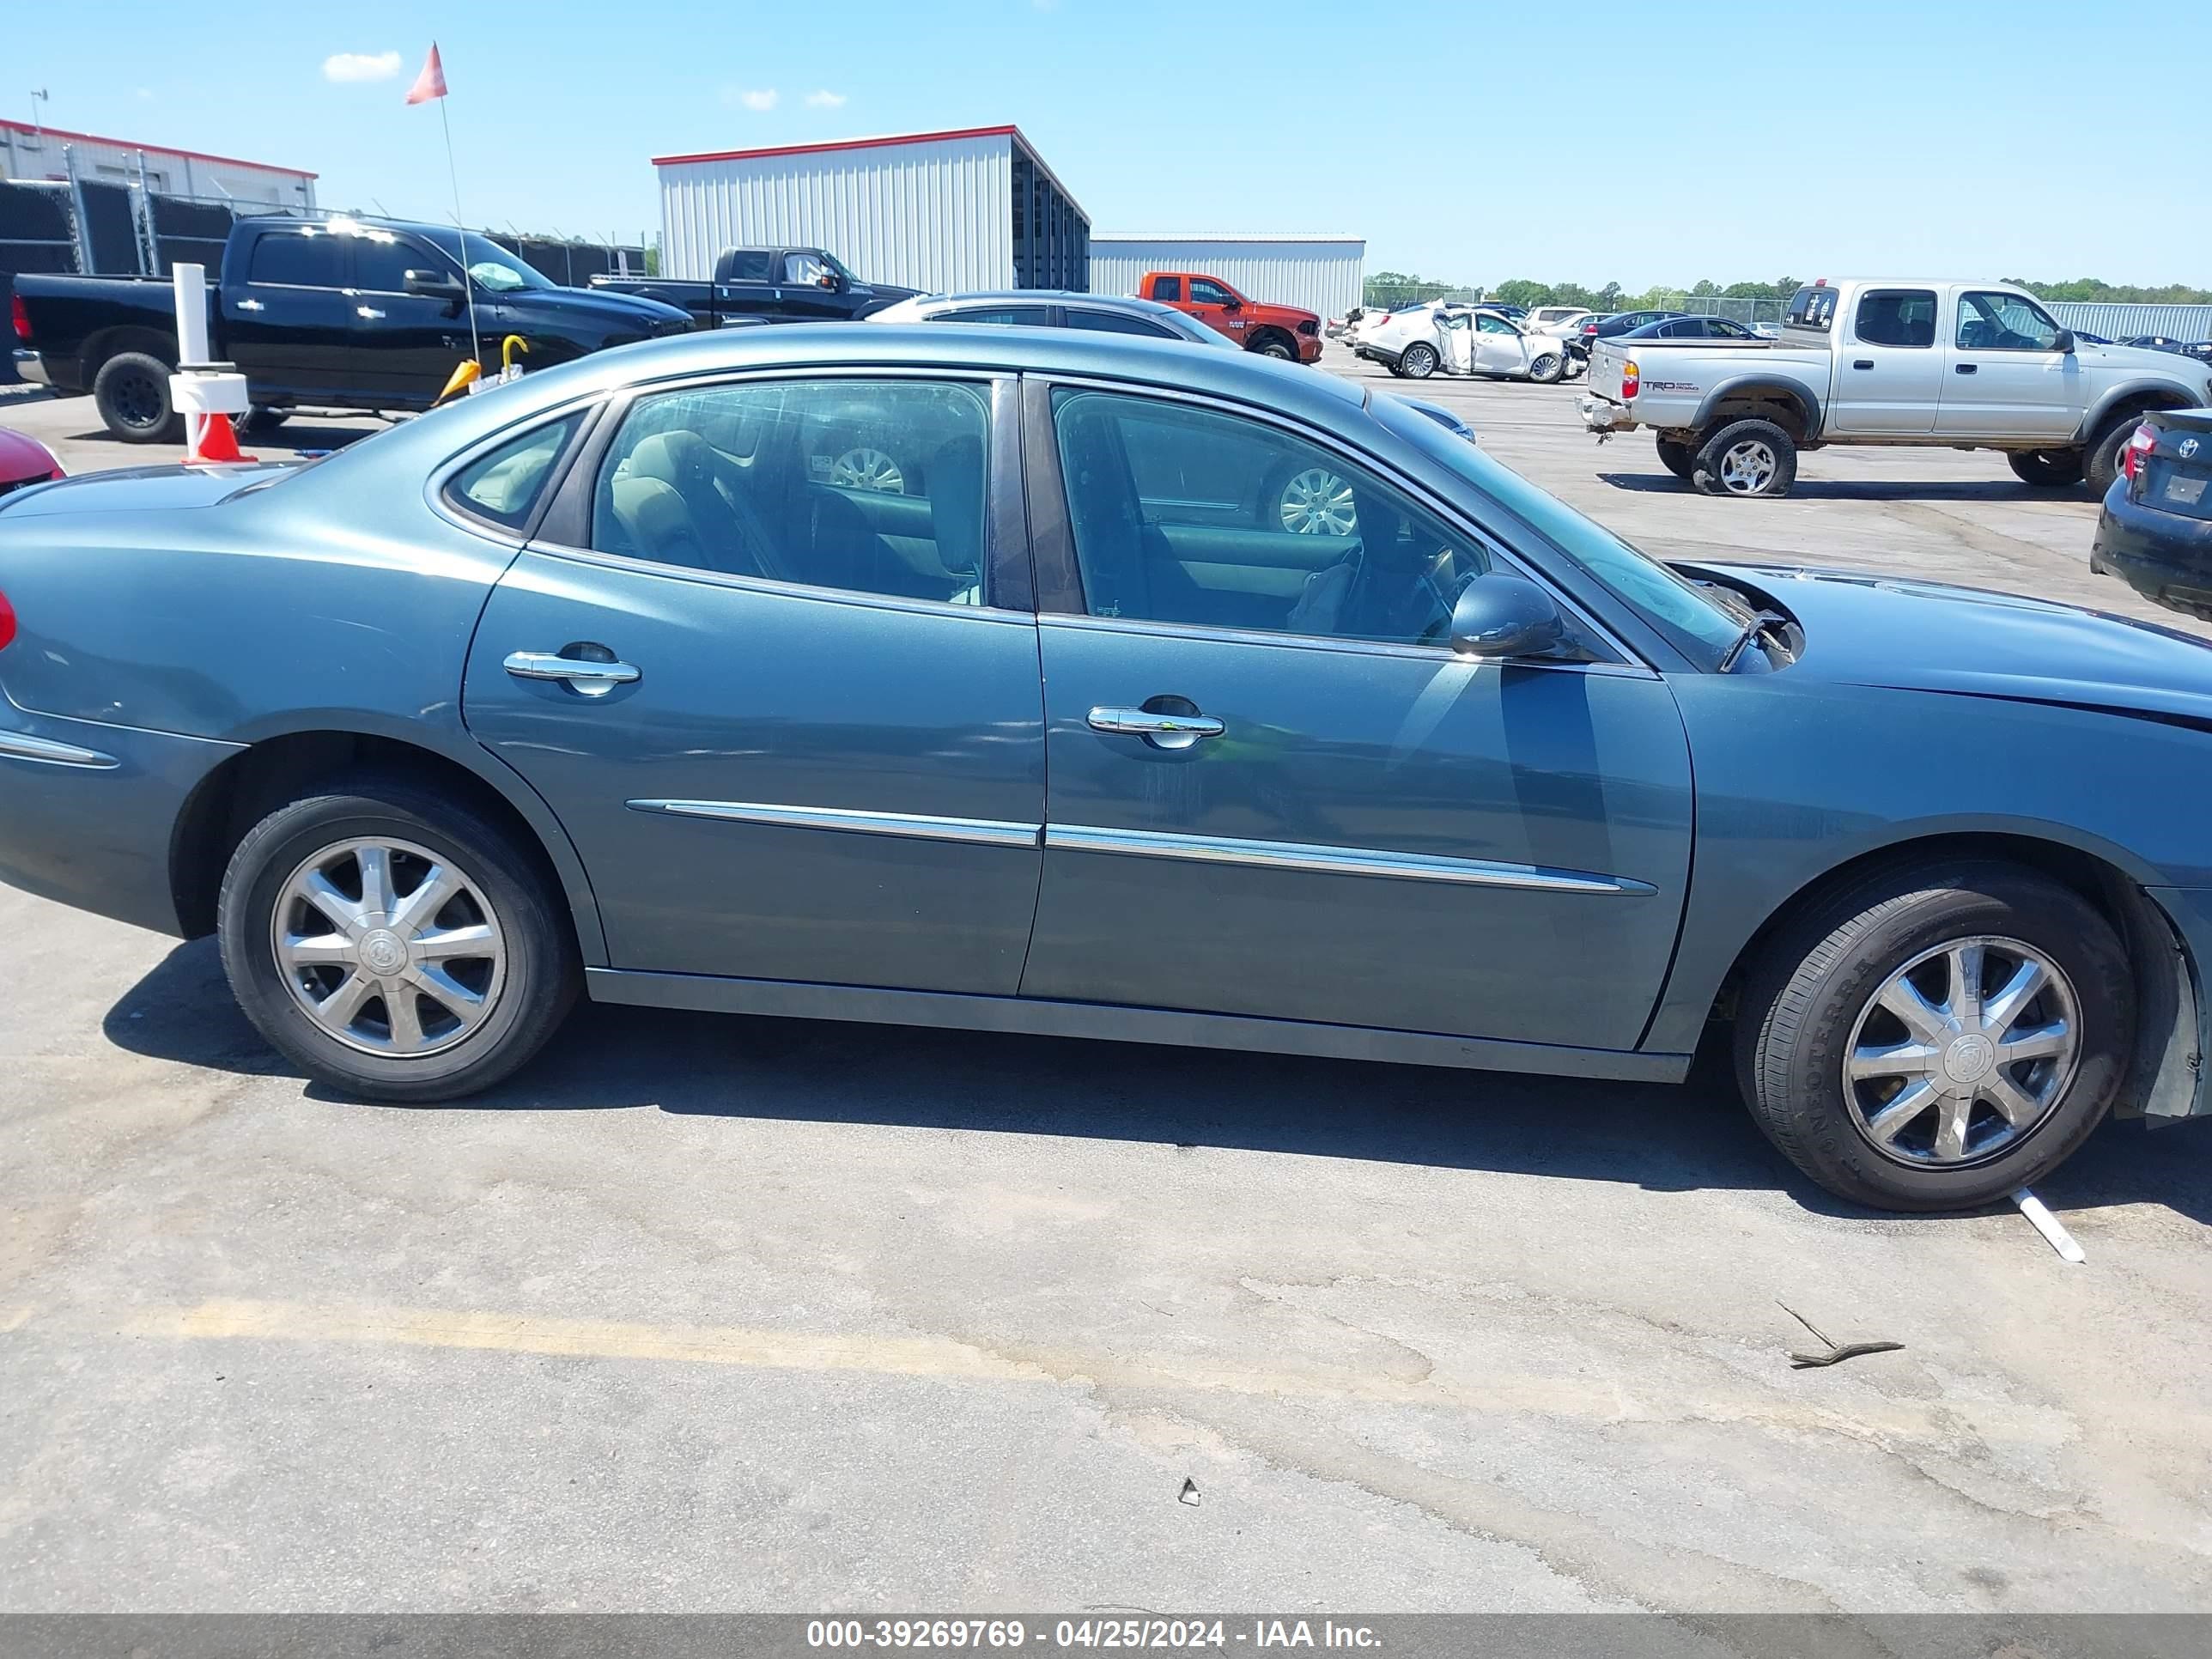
[9, 293, 27, 344]
[2124, 422, 2157, 483]
[1621, 360, 1640, 400]
[0, 590, 15, 653]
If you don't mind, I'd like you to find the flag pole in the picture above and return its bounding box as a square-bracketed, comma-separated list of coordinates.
[435, 92, 483, 372]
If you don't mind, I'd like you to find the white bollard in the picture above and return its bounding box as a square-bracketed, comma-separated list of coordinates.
[172, 262, 213, 368]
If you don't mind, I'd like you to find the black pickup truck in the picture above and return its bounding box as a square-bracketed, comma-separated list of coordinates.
[11, 214, 693, 441]
[589, 246, 918, 329]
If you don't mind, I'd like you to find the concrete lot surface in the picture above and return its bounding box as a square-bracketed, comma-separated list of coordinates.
[2, 363, 2209, 1614]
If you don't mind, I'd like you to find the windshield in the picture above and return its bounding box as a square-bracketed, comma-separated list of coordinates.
[821, 250, 859, 286]
[457, 232, 554, 293]
[1366, 394, 1747, 668]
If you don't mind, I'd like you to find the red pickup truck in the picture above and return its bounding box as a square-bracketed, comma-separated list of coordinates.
[1138, 272, 1322, 363]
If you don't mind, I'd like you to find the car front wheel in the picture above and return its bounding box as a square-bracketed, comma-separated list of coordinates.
[1735, 861, 2133, 1211]
[218, 775, 579, 1101]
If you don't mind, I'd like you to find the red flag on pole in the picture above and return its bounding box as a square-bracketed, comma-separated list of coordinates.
[404, 44, 447, 105]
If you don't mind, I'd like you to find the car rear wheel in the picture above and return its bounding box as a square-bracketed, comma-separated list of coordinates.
[1398, 343, 1437, 380]
[218, 776, 579, 1102]
[1735, 860, 2133, 1211]
[1655, 437, 1698, 481]
[1693, 418, 1797, 498]
[1529, 351, 1565, 385]
[92, 350, 183, 444]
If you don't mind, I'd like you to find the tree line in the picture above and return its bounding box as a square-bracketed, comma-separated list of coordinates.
[1365, 272, 2212, 308]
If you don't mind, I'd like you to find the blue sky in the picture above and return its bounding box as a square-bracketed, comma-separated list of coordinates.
[16, 0, 2206, 289]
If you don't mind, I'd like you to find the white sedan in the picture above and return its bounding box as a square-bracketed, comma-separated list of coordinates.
[1353, 304, 1572, 384]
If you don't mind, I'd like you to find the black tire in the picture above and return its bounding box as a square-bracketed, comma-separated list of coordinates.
[1735, 860, 2133, 1212]
[1251, 334, 1296, 362]
[1655, 436, 1698, 482]
[217, 775, 580, 1102]
[1528, 350, 1565, 385]
[2084, 412, 2148, 495]
[1398, 342, 1437, 380]
[92, 350, 183, 444]
[1692, 416, 1796, 497]
[240, 405, 292, 435]
[2008, 448, 2082, 488]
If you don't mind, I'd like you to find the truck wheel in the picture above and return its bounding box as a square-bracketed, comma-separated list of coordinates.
[1735, 860, 2131, 1212]
[1528, 351, 1565, 385]
[1251, 335, 1295, 362]
[1694, 418, 1796, 498]
[1655, 437, 1698, 481]
[2083, 414, 2146, 495]
[93, 351, 183, 444]
[1398, 343, 1438, 380]
[2008, 449, 2083, 488]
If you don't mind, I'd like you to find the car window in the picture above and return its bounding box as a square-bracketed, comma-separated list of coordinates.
[722, 251, 774, 283]
[589, 380, 991, 606]
[1188, 278, 1235, 306]
[784, 252, 830, 286]
[1476, 313, 1515, 335]
[1063, 309, 1179, 338]
[1709, 319, 1753, 338]
[1855, 289, 1937, 349]
[246, 230, 345, 289]
[446, 414, 585, 531]
[1786, 286, 1838, 331]
[1050, 388, 1488, 648]
[1957, 290, 2063, 352]
[1148, 276, 1182, 302]
[350, 231, 434, 295]
[936, 305, 1052, 325]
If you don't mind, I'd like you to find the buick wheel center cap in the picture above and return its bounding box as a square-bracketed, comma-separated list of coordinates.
[362, 930, 409, 975]
[1944, 1033, 1996, 1085]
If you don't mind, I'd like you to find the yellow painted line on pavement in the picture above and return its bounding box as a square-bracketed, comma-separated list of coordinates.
[101, 1297, 2057, 1449]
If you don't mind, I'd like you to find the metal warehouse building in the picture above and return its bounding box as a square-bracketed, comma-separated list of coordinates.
[1091, 236, 1366, 320]
[0, 119, 315, 208]
[654, 125, 1090, 294]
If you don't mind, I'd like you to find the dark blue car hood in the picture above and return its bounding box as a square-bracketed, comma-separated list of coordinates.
[1690, 561, 2212, 726]
[508, 284, 690, 331]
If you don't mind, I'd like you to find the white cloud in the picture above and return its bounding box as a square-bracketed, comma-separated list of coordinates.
[724, 88, 780, 112]
[323, 51, 401, 83]
[805, 89, 847, 109]
[134, 88, 155, 101]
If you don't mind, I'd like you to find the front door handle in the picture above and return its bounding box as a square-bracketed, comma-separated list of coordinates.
[235, 297, 264, 313]
[1954, 362, 1978, 375]
[356, 306, 386, 319]
[1088, 706, 1225, 750]
[504, 650, 641, 696]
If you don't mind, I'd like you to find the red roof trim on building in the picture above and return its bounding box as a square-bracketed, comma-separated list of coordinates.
[0, 118, 319, 179]
[651, 124, 1022, 168]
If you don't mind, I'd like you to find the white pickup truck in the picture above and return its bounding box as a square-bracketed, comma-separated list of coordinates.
[1578, 279, 2212, 498]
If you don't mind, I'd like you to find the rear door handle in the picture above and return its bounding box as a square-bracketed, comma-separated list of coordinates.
[1852, 360, 1875, 370]
[356, 306, 386, 319]
[1954, 363, 1978, 375]
[504, 650, 641, 696]
[1088, 706, 1224, 750]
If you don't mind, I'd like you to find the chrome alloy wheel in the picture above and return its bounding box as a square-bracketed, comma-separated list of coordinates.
[1279, 467, 1358, 535]
[830, 447, 905, 494]
[1843, 936, 2080, 1166]
[1717, 437, 1778, 495]
[271, 837, 507, 1058]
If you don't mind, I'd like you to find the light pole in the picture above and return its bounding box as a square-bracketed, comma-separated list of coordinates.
[29, 88, 48, 136]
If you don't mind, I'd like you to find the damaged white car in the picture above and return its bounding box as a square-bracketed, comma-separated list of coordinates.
[1354, 304, 1573, 384]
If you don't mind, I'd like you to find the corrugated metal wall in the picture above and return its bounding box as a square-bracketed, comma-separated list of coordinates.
[1090, 239, 1365, 319]
[659, 132, 1013, 293]
[2047, 301, 2212, 343]
[1, 128, 313, 208]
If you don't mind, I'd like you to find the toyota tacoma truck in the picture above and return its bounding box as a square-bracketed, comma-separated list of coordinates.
[11, 214, 694, 442]
[1138, 272, 1322, 363]
[589, 246, 918, 329]
[1577, 278, 2212, 497]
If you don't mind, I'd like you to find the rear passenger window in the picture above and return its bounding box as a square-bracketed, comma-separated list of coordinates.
[589, 380, 992, 606]
[447, 415, 584, 531]
[722, 251, 774, 282]
[247, 231, 344, 289]
[937, 305, 1052, 325]
[1063, 310, 1176, 337]
[1149, 276, 1182, 302]
[1855, 289, 1937, 348]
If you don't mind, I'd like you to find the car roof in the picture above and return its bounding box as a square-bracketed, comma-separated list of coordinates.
[389, 322, 1366, 456]
[907, 290, 1190, 318]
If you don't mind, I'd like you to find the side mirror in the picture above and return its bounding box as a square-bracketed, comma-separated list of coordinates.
[2053, 328, 2077, 355]
[1221, 297, 1242, 312]
[1449, 574, 1567, 659]
[404, 269, 465, 298]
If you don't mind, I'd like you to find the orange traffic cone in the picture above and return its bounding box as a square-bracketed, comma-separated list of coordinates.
[186, 412, 255, 465]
